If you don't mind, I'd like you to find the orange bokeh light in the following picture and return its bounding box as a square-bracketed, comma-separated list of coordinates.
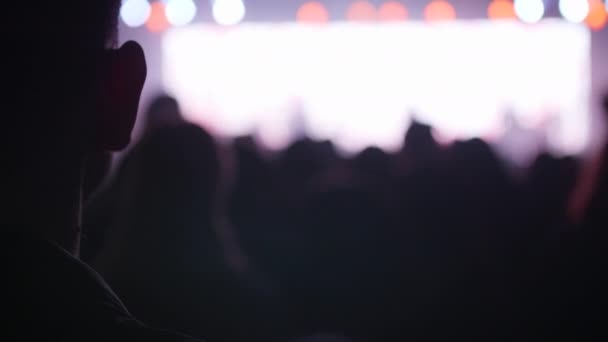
[346, 0, 377, 21]
[146, 2, 169, 33]
[297, 2, 330, 23]
[378, 1, 409, 21]
[585, 0, 607, 31]
[424, 0, 456, 22]
[488, 0, 516, 20]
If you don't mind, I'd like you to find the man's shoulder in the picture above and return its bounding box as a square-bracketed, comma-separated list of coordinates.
[3, 233, 129, 334]
[3, 232, 204, 341]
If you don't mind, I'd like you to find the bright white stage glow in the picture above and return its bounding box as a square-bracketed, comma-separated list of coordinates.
[515, 0, 545, 23]
[166, 0, 197, 26]
[120, 0, 151, 27]
[559, 0, 590, 23]
[212, 0, 246, 26]
[163, 21, 590, 155]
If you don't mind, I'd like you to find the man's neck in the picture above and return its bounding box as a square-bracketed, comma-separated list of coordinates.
[44, 178, 83, 256]
[6, 160, 84, 256]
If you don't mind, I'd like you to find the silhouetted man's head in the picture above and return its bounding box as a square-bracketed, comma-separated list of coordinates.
[4, 2, 147, 252]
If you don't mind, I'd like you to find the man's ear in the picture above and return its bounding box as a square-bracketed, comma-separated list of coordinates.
[99, 40, 147, 151]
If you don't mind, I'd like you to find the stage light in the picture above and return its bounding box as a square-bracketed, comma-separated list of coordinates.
[424, 0, 456, 21]
[297, 2, 330, 23]
[165, 0, 197, 26]
[559, 0, 590, 23]
[120, 0, 151, 27]
[585, 0, 608, 30]
[212, 0, 246, 26]
[146, 1, 169, 32]
[488, 0, 517, 20]
[514, 0, 545, 23]
[164, 22, 591, 155]
[346, 0, 376, 21]
[378, 1, 408, 21]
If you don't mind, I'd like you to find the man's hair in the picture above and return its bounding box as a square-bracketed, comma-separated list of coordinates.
[6, 1, 121, 91]
[4, 1, 121, 141]
[9, 1, 120, 50]
[3, 1, 122, 196]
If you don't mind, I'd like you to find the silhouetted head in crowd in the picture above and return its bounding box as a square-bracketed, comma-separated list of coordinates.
[352, 147, 391, 180]
[127, 124, 220, 228]
[279, 138, 335, 186]
[405, 120, 435, 147]
[143, 94, 185, 135]
[4, 2, 146, 254]
[402, 120, 440, 166]
[447, 138, 513, 207]
[529, 154, 579, 221]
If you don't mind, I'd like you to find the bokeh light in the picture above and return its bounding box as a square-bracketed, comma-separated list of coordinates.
[559, 0, 590, 23]
[297, 2, 330, 23]
[585, 0, 608, 30]
[212, 0, 246, 26]
[120, 0, 151, 27]
[346, 0, 377, 21]
[166, 0, 197, 26]
[488, 0, 517, 20]
[146, 1, 169, 32]
[424, 1, 457, 22]
[514, 0, 545, 23]
[378, 1, 408, 21]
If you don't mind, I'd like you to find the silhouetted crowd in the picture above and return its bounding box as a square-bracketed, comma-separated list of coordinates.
[82, 95, 608, 342]
[8, 2, 607, 340]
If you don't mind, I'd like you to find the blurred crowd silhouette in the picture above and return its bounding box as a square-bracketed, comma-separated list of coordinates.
[7, 2, 607, 341]
[82, 93, 608, 342]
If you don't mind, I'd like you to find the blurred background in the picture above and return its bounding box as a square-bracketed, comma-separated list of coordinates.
[119, 0, 608, 160]
[85, 2, 608, 341]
